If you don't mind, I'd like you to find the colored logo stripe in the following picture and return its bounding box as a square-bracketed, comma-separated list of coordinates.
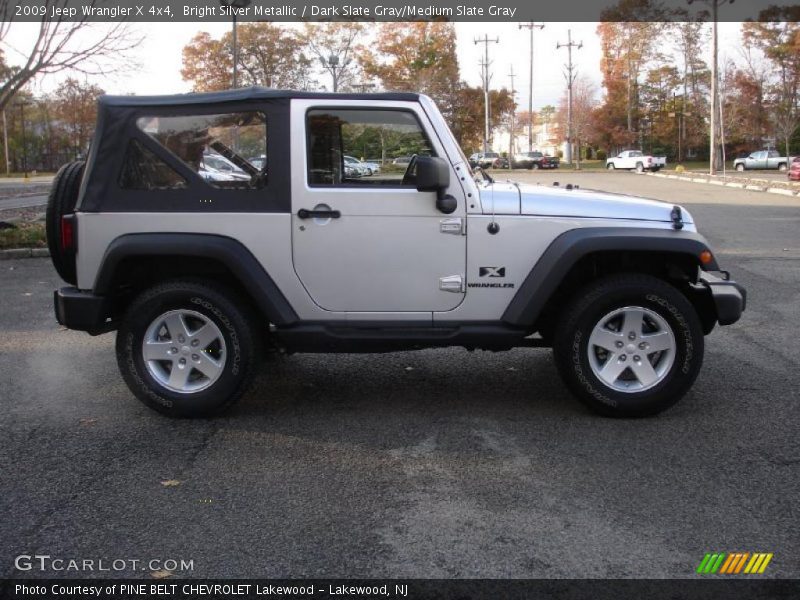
[697, 552, 773, 574]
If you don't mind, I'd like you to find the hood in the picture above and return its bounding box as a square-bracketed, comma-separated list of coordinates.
[478, 181, 694, 225]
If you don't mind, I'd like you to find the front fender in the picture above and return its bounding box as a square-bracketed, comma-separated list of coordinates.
[501, 227, 719, 327]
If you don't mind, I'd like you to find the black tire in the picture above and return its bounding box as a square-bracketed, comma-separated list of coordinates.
[46, 160, 85, 284]
[607, 163, 615, 170]
[778, 163, 787, 172]
[116, 280, 261, 418]
[736, 164, 745, 172]
[553, 274, 704, 418]
[532, 162, 540, 170]
[635, 162, 645, 173]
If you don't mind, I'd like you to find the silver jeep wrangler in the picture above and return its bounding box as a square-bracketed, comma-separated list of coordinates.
[49, 88, 745, 418]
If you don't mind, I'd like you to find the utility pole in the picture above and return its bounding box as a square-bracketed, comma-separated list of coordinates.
[2, 110, 9, 176]
[474, 35, 499, 154]
[557, 29, 582, 167]
[689, 0, 733, 174]
[519, 22, 544, 152]
[508, 65, 517, 167]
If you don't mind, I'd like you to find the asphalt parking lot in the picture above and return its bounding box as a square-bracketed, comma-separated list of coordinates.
[1, 172, 798, 580]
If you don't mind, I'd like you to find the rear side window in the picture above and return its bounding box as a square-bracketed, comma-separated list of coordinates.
[306, 108, 435, 187]
[119, 139, 188, 191]
[136, 112, 267, 189]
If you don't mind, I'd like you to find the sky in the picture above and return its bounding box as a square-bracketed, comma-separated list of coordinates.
[4, 20, 745, 111]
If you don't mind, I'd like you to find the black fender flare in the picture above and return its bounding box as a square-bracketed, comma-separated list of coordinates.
[93, 233, 298, 326]
[501, 227, 719, 327]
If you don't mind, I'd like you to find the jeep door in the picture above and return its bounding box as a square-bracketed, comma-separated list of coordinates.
[290, 101, 467, 313]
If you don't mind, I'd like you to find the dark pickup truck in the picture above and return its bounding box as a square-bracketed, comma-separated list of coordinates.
[513, 151, 559, 170]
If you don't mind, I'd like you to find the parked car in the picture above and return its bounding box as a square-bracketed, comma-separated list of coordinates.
[200, 153, 251, 182]
[50, 87, 744, 419]
[734, 150, 790, 172]
[343, 155, 370, 177]
[788, 156, 800, 181]
[606, 150, 666, 173]
[248, 155, 267, 170]
[513, 151, 560, 170]
[469, 152, 501, 169]
[345, 156, 381, 175]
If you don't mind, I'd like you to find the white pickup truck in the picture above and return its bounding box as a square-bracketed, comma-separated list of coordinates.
[607, 150, 666, 173]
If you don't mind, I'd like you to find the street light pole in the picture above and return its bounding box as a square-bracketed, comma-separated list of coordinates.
[321, 54, 350, 92]
[519, 22, 544, 152]
[219, 0, 251, 89]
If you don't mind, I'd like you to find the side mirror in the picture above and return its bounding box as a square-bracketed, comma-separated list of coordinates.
[415, 156, 450, 192]
[415, 156, 457, 214]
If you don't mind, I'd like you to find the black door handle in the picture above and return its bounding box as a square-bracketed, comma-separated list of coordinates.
[298, 208, 341, 219]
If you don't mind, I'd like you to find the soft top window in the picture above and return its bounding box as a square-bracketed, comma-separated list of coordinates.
[136, 112, 268, 190]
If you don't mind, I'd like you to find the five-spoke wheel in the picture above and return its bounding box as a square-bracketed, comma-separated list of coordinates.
[554, 274, 704, 417]
[116, 281, 260, 417]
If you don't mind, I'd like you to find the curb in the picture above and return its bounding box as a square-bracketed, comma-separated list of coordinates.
[0, 247, 49, 260]
[647, 172, 798, 197]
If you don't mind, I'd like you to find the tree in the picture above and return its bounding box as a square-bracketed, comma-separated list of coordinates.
[51, 78, 104, 155]
[359, 23, 461, 125]
[0, 1, 138, 112]
[452, 86, 515, 153]
[743, 7, 800, 157]
[302, 23, 364, 92]
[181, 23, 312, 92]
[595, 1, 669, 153]
[556, 75, 598, 160]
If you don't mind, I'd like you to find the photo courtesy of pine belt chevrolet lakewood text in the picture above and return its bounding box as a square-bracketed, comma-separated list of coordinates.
[49, 88, 745, 418]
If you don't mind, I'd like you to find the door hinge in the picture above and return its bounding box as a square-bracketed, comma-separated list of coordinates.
[440, 217, 466, 235]
[439, 274, 465, 293]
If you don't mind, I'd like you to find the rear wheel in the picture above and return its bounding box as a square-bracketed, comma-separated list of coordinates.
[46, 161, 85, 284]
[116, 280, 261, 418]
[635, 162, 645, 173]
[553, 274, 704, 417]
[532, 163, 540, 170]
[778, 162, 787, 172]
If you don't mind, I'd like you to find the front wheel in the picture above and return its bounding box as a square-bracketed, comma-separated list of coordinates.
[116, 280, 261, 417]
[736, 163, 745, 172]
[607, 163, 615, 170]
[553, 274, 704, 417]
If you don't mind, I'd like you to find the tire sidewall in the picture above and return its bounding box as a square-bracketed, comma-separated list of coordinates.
[117, 284, 252, 417]
[557, 278, 703, 417]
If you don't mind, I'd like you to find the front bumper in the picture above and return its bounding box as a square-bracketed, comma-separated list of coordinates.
[54, 287, 114, 335]
[698, 271, 747, 326]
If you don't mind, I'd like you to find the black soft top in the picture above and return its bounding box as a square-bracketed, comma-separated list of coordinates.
[99, 87, 421, 108]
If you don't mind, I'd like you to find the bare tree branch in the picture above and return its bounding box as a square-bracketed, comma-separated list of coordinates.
[0, 0, 142, 110]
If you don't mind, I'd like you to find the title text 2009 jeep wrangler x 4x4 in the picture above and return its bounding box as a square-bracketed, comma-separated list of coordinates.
[49, 88, 745, 418]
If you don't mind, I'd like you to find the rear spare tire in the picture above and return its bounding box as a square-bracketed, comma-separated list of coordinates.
[46, 161, 85, 284]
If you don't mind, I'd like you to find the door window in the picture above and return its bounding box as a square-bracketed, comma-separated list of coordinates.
[306, 109, 435, 187]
